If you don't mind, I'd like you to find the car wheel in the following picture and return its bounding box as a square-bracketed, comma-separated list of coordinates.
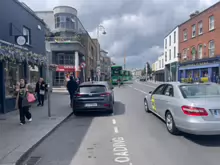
[144, 99, 150, 113]
[165, 111, 179, 135]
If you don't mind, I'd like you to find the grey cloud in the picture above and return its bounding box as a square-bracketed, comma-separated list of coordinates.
[22, 0, 219, 68]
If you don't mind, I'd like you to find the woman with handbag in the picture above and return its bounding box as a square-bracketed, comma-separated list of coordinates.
[15, 79, 32, 125]
[35, 78, 47, 106]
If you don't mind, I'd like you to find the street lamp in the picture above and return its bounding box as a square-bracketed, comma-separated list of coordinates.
[96, 25, 107, 81]
[97, 25, 107, 39]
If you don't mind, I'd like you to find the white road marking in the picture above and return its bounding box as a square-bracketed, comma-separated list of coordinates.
[133, 88, 147, 94]
[114, 126, 119, 133]
[112, 119, 116, 125]
[135, 80, 156, 88]
[112, 137, 132, 163]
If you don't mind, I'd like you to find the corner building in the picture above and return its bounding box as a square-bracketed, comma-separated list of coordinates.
[178, 2, 220, 83]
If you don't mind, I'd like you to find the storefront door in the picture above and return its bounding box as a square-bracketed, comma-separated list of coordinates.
[54, 72, 65, 86]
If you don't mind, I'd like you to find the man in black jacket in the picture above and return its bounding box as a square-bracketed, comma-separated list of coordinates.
[35, 78, 47, 106]
[67, 76, 78, 107]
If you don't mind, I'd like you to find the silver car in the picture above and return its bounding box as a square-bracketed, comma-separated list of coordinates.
[144, 82, 220, 135]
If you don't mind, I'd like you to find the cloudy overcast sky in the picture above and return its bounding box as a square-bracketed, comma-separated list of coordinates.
[21, 0, 218, 69]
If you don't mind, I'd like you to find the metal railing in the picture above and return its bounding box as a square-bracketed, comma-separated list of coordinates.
[45, 36, 81, 43]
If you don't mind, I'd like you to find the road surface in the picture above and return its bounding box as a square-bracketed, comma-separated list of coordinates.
[21, 80, 220, 165]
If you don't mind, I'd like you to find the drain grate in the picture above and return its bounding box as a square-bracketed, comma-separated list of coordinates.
[25, 156, 41, 165]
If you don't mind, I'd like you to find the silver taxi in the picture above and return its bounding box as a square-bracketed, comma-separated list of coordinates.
[144, 82, 220, 135]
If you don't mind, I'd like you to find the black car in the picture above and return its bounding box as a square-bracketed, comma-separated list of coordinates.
[140, 77, 146, 81]
[72, 81, 114, 115]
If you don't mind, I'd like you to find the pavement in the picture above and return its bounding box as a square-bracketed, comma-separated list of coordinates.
[17, 79, 220, 165]
[0, 93, 72, 165]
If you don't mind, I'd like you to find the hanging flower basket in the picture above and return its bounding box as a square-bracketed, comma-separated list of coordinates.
[0, 44, 47, 66]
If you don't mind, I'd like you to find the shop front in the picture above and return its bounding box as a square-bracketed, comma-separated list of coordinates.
[155, 69, 165, 82]
[0, 41, 46, 113]
[178, 57, 220, 83]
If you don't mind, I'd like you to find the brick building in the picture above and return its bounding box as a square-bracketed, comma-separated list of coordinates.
[178, 2, 220, 83]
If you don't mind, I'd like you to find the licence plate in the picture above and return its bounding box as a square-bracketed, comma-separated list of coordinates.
[85, 103, 97, 107]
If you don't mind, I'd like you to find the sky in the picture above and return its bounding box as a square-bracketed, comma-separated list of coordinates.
[21, 0, 219, 69]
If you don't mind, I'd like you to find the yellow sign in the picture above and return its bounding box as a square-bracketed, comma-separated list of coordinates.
[151, 96, 157, 111]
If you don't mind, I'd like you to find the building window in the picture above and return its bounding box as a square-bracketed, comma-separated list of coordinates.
[174, 31, 176, 43]
[169, 35, 171, 46]
[183, 29, 187, 41]
[191, 47, 196, 60]
[209, 40, 215, 57]
[174, 46, 176, 58]
[23, 27, 31, 45]
[198, 44, 203, 59]
[209, 15, 215, 31]
[198, 21, 203, 35]
[55, 15, 75, 29]
[165, 39, 167, 49]
[56, 53, 74, 65]
[192, 24, 196, 38]
[165, 52, 167, 61]
[182, 49, 187, 59]
[162, 59, 164, 68]
[169, 49, 171, 60]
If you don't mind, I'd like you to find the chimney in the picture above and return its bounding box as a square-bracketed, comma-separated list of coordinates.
[190, 11, 199, 18]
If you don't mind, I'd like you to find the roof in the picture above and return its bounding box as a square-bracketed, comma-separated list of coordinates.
[14, 0, 46, 26]
[111, 65, 122, 68]
[164, 26, 179, 39]
[179, 1, 220, 27]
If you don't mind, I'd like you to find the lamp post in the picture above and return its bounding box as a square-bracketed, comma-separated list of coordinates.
[96, 25, 106, 81]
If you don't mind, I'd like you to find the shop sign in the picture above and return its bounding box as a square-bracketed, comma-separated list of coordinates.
[56, 65, 75, 72]
[181, 61, 219, 67]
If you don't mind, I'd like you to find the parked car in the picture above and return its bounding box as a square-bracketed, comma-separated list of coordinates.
[140, 77, 146, 81]
[144, 82, 220, 135]
[72, 81, 114, 115]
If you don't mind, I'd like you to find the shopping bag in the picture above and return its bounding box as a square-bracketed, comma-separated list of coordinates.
[27, 93, 36, 103]
[40, 90, 45, 95]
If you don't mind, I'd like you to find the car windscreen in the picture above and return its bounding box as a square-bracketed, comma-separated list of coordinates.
[179, 84, 220, 98]
[78, 85, 107, 94]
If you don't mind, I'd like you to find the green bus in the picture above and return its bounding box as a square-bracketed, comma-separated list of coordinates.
[123, 70, 129, 81]
[123, 70, 132, 81]
[111, 65, 123, 85]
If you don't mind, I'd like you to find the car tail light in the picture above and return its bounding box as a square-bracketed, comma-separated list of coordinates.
[104, 104, 110, 107]
[75, 93, 82, 97]
[181, 105, 208, 116]
[100, 92, 111, 96]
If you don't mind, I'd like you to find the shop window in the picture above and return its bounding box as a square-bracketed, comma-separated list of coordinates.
[29, 65, 39, 84]
[209, 40, 215, 57]
[4, 62, 23, 98]
[198, 44, 203, 59]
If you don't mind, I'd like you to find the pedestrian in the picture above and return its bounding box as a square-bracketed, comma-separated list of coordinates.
[67, 76, 78, 107]
[15, 79, 32, 125]
[35, 78, 46, 106]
